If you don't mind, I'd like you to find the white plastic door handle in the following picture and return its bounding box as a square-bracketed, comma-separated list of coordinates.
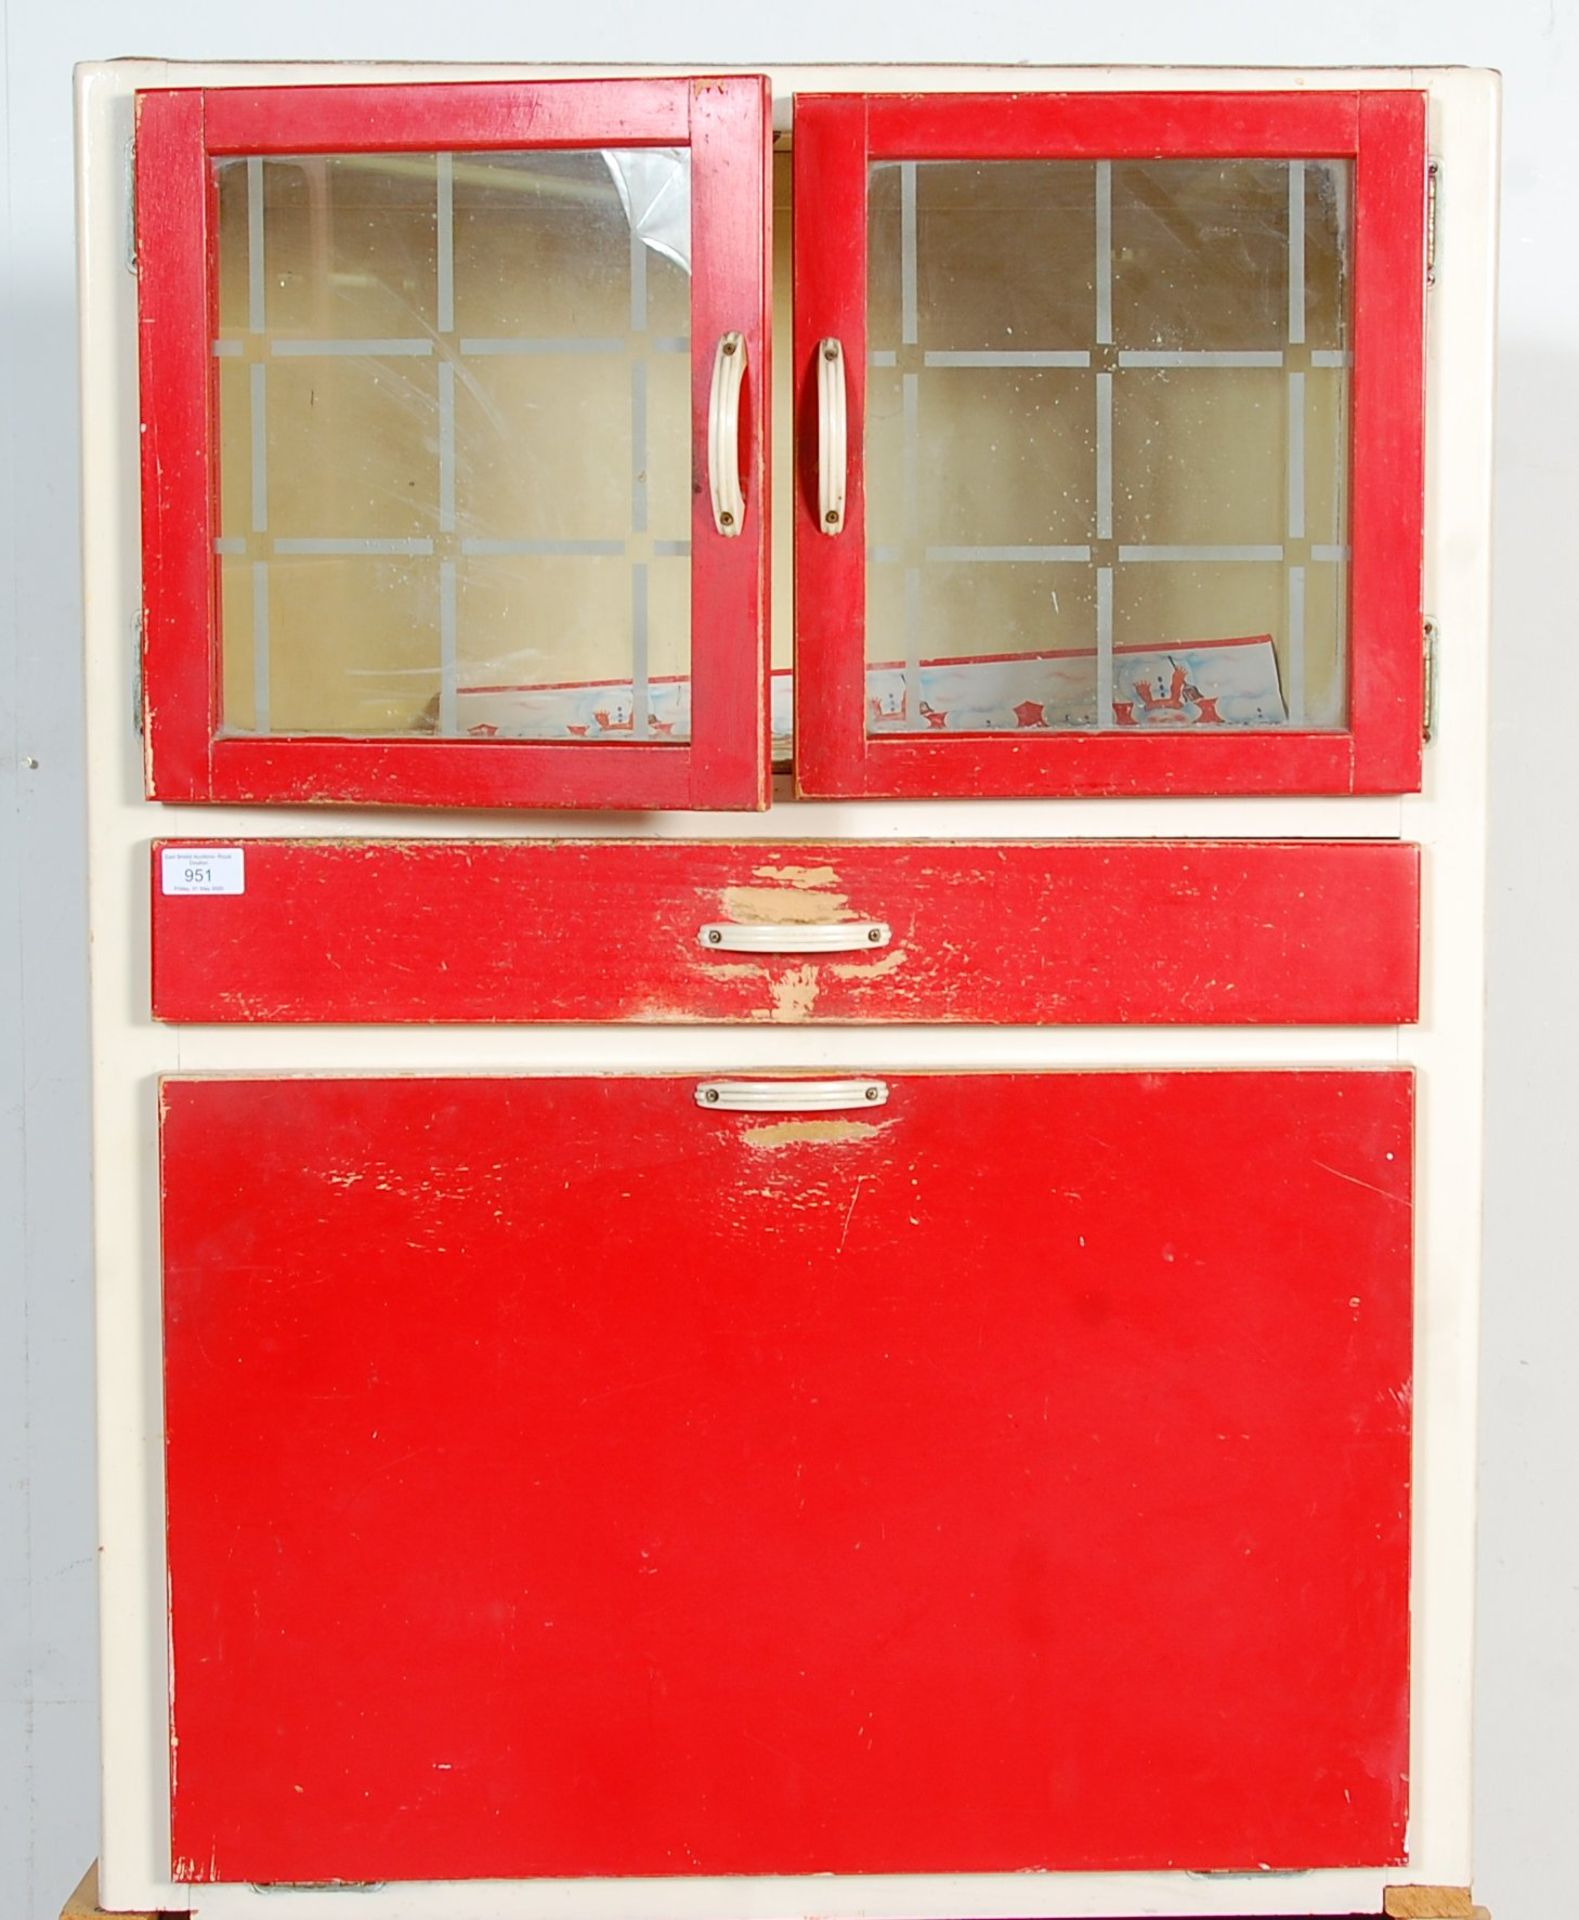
[697, 920, 891, 953]
[695, 1080, 890, 1113]
[708, 332, 747, 536]
[817, 338, 847, 534]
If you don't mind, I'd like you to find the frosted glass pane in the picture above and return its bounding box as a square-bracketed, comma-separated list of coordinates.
[213, 148, 692, 742]
[866, 158, 1351, 735]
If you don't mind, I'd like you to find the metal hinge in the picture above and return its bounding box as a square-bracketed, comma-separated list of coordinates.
[251, 1884, 387, 1895]
[1423, 616, 1439, 741]
[125, 135, 138, 273]
[132, 611, 145, 737]
[1426, 160, 1440, 287]
[1189, 1869, 1307, 1880]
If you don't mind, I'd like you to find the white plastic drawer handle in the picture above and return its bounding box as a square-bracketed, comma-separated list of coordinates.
[697, 920, 891, 954]
[708, 331, 747, 536]
[817, 338, 847, 534]
[695, 1080, 890, 1113]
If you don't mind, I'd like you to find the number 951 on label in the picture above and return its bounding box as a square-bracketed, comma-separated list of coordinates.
[160, 847, 246, 896]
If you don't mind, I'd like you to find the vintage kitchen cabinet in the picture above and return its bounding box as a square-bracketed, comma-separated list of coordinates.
[76, 58, 1498, 1920]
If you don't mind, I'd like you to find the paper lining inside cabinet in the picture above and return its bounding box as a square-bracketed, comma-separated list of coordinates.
[450, 632, 1285, 753]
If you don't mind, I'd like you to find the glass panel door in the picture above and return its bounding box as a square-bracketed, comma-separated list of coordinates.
[138, 79, 770, 810]
[794, 92, 1425, 799]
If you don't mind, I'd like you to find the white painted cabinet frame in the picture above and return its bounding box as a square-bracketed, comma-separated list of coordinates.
[76, 58, 1498, 1920]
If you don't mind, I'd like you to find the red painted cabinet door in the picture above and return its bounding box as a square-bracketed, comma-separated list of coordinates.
[137, 78, 772, 810]
[162, 1069, 1412, 1885]
[793, 91, 1426, 799]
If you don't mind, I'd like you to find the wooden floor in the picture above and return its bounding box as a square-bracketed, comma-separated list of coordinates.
[61, 1866, 169, 1920]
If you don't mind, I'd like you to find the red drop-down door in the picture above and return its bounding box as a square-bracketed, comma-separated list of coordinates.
[161, 1068, 1412, 1884]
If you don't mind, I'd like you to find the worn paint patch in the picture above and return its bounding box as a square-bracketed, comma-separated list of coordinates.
[721, 884, 851, 926]
[830, 947, 908, 983]
[750, 862, 842, 888]
[742, 1118, 893, 1150]
[765, 964, 820, 1022]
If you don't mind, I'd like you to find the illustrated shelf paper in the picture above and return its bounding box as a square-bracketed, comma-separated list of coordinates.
[450, 635, 1289, 745]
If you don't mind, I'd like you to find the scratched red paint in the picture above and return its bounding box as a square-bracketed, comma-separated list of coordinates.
[162, 1070, 1412, 1882]
[150, 838, 1421, 1026]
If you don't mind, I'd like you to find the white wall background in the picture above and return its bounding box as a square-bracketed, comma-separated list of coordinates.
[1, 6, 1572, 1919]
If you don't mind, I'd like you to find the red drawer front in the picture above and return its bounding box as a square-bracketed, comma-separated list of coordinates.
[163, 1069, 1412, 1884]
[151, 838, 1420, 1025]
